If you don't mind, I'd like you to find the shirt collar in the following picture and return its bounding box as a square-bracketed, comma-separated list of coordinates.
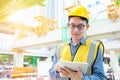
[80, 37, 86, 45]
[67, 37, 86, 46]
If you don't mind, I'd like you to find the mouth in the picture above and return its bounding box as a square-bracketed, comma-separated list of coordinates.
[72, 34, 79, 36]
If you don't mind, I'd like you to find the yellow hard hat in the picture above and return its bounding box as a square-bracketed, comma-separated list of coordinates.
[68, 5, 90, 20]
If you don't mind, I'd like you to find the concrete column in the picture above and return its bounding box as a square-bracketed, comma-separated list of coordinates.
[110, 50, 120, 71]
[13, 53, 23, 67]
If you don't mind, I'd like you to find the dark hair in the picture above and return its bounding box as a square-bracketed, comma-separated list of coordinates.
[68, 16, 88, 24]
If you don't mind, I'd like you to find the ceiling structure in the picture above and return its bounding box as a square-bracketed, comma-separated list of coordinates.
[0, 0, 51, 35]
[0, 0, 54, 53]
[0, 0, 50, 22]
[0, 0, 57, 40]
[0, 0, 120, 54]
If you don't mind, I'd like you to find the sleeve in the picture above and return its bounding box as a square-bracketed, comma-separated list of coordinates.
[82, 47, 106, 80]
[49, 48, 60, 80]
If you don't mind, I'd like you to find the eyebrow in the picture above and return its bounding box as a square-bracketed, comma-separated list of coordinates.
[70, 23, 85, 25]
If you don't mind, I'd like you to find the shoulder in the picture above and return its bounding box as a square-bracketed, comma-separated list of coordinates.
[86, 39, 104, 54]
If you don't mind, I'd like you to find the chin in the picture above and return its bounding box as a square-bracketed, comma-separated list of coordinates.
[72, 37, 80, 40]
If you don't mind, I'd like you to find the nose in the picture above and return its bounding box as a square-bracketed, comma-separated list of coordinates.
[74, 27, 79, 32]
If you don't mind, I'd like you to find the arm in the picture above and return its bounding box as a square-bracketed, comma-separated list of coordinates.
[82, 47, 106, 80]
[49, 48, 60, 80]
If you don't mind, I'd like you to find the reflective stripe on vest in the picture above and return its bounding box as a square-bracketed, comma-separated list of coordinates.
[86, 41, 96, 75]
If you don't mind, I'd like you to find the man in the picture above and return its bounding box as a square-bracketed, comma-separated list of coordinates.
[49, 5, 105, 80]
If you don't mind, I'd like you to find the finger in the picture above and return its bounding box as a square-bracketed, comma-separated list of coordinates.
[77, 67, 81, 73]
[62, 67, 74, 77]
[60, 67, 68, 73]
[77, 67, 83, 77]
[60, 67, 70, 75]
[54, 64, 60, 71]
[63, 66, 75, 73]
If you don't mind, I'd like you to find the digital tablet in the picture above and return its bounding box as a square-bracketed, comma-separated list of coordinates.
[58, 61, 88, 74]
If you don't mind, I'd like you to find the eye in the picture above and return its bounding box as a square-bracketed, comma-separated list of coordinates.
[76, 24, 85, 30]
[71, 23, 76, 28]
[78, 24, 85, 27]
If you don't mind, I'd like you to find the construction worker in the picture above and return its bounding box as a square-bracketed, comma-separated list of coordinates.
[49, 5, 105, 80]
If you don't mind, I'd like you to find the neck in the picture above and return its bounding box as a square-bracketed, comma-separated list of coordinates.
[72, 39, 80, 45]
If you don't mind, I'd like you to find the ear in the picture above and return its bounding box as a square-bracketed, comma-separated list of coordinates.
[86, 24, 90, 30]
[67, 23, 70, 27]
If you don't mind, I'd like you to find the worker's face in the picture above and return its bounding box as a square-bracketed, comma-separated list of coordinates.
[67, 17, 89, 41]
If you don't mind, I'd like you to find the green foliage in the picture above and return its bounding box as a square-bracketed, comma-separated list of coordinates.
[0, 54, 13, 64]
[24, 56, 47, 67]
[115, 0, 120, 6]
[118, 54, 120, 63]
[62, 26, 70, 43]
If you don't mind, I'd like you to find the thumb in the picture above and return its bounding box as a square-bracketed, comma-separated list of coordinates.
[77, 67, 81, 71]
[77, 67, 82, 74]
[77, 67, 83, 79]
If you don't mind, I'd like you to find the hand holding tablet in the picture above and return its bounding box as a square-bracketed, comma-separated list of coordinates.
[58, 60, 88, 74]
